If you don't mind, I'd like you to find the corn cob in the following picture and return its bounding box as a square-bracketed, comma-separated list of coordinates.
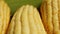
[58, 0, 60, 30]
[21, 5, 30, 34]
[33, 7, 47, 34]
[7, 6, 25, 34]
[40, 0, 60, 34]
[7, 5, 47, 34]
[0, 0, 10, 34]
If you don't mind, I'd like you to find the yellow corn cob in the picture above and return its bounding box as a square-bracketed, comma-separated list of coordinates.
[7, 5, 47, 34]
[58, 0, 60, 30]
[40, 0, 60, 34]
[7, 6, 24, 34]
[33, 7, 47, 34]
[0, 0, 10, 34]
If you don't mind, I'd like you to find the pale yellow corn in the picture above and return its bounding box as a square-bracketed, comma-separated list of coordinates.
[46, 0, 53, 34]
[7, 11, 17, 34]
[40, 0, 60, 34]
[52, 0, 60, 34]
[0, 0, 10, 34]
[41, 1, 53, 34]
[33, 7, 47, 34]
[7, 5, 46, 34]
[7, 6, 25, 34]
[58, 0, 60, 30]
[28, 5, 38, 34]
[21, 5, 30, 34]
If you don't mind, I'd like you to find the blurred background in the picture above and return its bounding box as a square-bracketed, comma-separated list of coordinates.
[5, 0, 42, 16]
